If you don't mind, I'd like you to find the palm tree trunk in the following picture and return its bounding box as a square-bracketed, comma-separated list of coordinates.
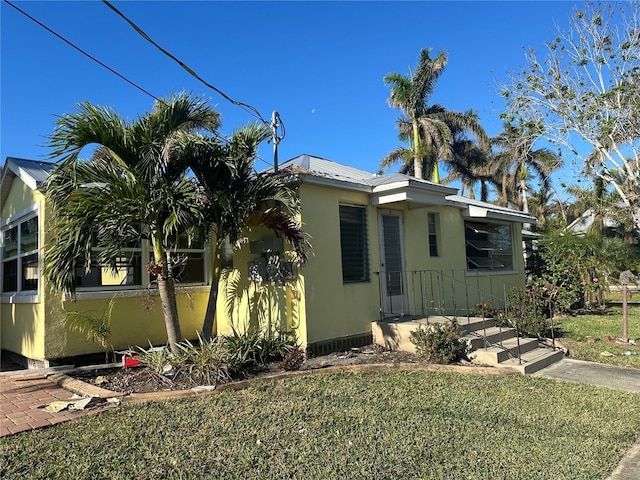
[412, 121, 423, 180]
[201, 243, 222, 341]
[520, 178, 529, 214]
[432, 162, 441, 184]
[151, 230, 182, 352]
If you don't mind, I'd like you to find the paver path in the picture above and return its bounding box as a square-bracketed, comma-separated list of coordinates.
[0, 374, 93, 437]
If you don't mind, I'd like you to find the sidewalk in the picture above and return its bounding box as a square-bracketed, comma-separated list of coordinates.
[533, 358, 640, 392]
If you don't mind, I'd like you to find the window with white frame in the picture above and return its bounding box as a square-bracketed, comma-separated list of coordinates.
[2, 215, 39, 293]
[465, 221, 514, 272]
[339, 205, 369, 283]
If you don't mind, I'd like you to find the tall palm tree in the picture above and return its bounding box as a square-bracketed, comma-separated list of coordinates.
[383, 50, 489, 183]
[489, 121, 562, 212]
[182, 123, 310, 340]
[45, 93, 220, 353]
[383, 48, 447, 181]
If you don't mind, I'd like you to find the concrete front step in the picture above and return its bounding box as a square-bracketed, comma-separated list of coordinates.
[457, 317, 496, 334]
[498, 347, 566, 374]
[372, 316, 565, 374]
[462, 326, 518, 350]
[472, 337, 539, 364]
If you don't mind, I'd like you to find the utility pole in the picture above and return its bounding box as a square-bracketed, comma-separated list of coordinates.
[271, 111, 284, 173]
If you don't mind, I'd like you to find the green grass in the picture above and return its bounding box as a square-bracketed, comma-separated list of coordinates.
[2, 371, 640, 479]
[557, 303, 640, 368]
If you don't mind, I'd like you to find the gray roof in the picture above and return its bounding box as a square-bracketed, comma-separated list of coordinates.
[278, 154, 455, 193]
[1, 157, 56, 209]
[276, 154, 534, 223]
[277, 154, 378, 185]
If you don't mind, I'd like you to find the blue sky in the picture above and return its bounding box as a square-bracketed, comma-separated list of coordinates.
[1, 0, 585, 190]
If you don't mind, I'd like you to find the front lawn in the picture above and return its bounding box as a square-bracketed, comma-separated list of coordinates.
[2, 370, 640, 479]
[557, 303, 640, 368]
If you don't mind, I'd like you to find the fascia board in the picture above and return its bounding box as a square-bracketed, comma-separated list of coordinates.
[371, 185, 451, 207]
[372, 179, 457, 195]
[463, 205, 537, 224]
[12, 164, 39, 191]
[296, 173, 373, 193]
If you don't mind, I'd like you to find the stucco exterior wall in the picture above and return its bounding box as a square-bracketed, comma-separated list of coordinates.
[299, 183, 379, 345]
[214, 225, 307, 346]
[42, 287, 209, 359]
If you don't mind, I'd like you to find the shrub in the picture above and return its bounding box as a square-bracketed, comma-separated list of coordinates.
[409, 320, 468, 364]
[174, 338, 235, 385]
[501, 286, 551, 339]
[223, 328, 296, 369]
[137, 337, 235, 386]
[471, 300, 501, 318]
[137, 344, 172, 374]
[279, 347, 305, 371]
[527, 232, 639, 312]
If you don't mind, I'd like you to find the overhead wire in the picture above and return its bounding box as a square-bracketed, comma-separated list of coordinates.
[4, 0, 277, 165]
[101, 0, 271, 127]
[3, 0, 161, 103]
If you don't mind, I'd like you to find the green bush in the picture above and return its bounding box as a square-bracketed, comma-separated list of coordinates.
[409, 320, 468, 364]
[137, 337, 236, 386]
[528, 232, 638, 312]
[500, 286, 552, 339]
[471, 300, 501, 318]
[223, 328, 296, 369]
[174, 338, 236, 385]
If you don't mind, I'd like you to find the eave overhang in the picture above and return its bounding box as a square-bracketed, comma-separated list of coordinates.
[445, 195, 537, 224]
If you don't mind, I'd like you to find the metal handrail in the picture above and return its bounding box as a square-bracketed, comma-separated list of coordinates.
[374, 269, 557, 363]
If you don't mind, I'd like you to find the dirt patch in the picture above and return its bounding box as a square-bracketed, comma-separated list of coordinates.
[69, 345, 476, 395]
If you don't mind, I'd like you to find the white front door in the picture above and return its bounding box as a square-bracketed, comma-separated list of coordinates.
[379, 210, 407, 314]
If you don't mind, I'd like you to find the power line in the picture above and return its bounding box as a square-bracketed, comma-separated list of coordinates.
[101, 0, 270, 126]
[4, 0, 277, 164]
[3, 0, 161, 102]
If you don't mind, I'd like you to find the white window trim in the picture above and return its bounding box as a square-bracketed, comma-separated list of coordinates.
[1, 204, 40, 303]
[65, 284, 211, 302]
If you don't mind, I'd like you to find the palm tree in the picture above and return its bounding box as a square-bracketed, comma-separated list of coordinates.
[45, 93, 220, 353]
[383, 50, 489, 183]
[383, 48, 447, 181]
[182, 123, 310, 340]
[489, 122, 562, 212]
[439, 111, 494, 199]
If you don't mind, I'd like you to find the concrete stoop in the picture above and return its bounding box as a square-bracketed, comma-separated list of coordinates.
[459, 317, 565, 374]
[372, 316, 565, 375]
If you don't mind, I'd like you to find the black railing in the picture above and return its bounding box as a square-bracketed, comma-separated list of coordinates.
[374, 269, 558, 364]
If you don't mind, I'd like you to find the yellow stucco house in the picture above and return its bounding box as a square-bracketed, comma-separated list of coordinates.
[1, 155, 535, 368]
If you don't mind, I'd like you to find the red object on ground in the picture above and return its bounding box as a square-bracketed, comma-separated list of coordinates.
[122, 355, 141, 368]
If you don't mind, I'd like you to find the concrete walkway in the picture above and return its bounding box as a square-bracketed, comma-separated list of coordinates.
[534, 358, 640, 392]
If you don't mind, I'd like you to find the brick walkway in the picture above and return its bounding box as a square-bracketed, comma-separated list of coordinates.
[0, 374, 95, 437]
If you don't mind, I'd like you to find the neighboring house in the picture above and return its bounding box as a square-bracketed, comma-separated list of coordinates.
[1, 155, 535, 367]
[566, 209, 620, 236]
